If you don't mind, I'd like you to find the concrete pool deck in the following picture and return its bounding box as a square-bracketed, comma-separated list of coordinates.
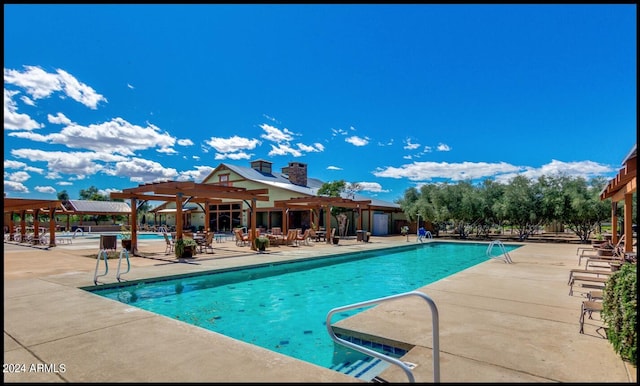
[3, 235, 637, 383]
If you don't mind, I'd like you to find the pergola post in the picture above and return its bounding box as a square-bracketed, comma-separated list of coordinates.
[205, 200, 210, 232]
[250, 198, 257, 250]
[49, 208, 57, 247]
[176, 193, 183, 239]
[33, 209, 40, 243]
[623, 194, 633, 253]
[131, 197, 137, 254]
[325, 205, 332, 244]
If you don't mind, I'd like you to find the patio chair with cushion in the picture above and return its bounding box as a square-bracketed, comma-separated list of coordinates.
[234, 228, 250, 246]
[296, 229, 312, 246]
[284, 229, 298, 246]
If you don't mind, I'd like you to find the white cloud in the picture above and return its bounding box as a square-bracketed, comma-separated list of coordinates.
[4, 180, 29, 193]
[345, 136, 369, 146]
[4, 160, 27, 169]
[373, 161, 521, 181]
[48, 112, 73, 125]
[437, 143, 451, 151]
[10, 148, 125, 178]
[206, 135, 260, 153]
[9, 117, 176, 156]
[259, 123, 296, 143]
[107, 157, 178, 183]
[403, 139, 420, 150]
[493, 160, 614, 183]
[177, 138, 194, 146]
[357, 182, 389, 193]
[4, 89, 44, 131]
[268, 143, 302, 157]
[35, 186, 57, 194]
[373, 159, 614, 184]
[176, 165, 215, 182]
[7, 171, 30, 182]
[4, 65, 107, 109]
[327, 165, 342, 170]
[297, 142, 324, 153]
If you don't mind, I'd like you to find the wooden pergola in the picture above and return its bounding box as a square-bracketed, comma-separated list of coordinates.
[3, 198, 65, 247]
[599, 144, 637, 253]
[110, 181, 269, 254]
[274, 196, 372, 243]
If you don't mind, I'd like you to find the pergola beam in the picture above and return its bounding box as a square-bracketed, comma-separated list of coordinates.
[110, 181, 271, 254]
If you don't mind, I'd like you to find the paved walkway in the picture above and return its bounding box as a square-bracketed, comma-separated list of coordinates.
[3, 235, 636, 382]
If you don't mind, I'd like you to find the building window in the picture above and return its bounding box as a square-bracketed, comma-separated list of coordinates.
[219, 174, 230, 186]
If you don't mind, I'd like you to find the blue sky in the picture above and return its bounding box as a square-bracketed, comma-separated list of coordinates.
[4, 4, 637, 205]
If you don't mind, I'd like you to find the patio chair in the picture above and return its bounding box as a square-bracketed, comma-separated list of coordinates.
[577, 235, 625, 265]
[296, 229, 312, 246]
[284, 229, 298, 246]
[163, 232, 175, 254]
[579, 300, 604, 334]
[202, 232, 215, 254]
[567, 268, 612, 285]
[234, 229, 250, 246]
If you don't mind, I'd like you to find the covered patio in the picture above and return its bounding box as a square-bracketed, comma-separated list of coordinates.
[273, 196, 372, 243]
[599, 144, 637, 254]
[110, 181, 269, 254]
[3, 198, 64, 247]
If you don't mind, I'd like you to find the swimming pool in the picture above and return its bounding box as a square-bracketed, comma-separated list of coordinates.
[88, 242, 520, 377]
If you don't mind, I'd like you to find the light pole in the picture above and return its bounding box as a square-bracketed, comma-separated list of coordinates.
[416, 213, 420, 238]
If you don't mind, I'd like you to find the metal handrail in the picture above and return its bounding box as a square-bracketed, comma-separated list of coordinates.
[326, 291, 440, 383]
[116, 248, 131, 282]
[486, 240, 513, 263]
[93, 250, 109, 285]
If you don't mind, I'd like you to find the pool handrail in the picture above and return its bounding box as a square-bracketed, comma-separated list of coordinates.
[93, 250, 109, 285]
[486, 240, 513, 263]
[325, 290, 440, 383]
[116, 248, 131, 282]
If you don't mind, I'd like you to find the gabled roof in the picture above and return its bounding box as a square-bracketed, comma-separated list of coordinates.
[64, 200, 131, 214]
[600, 144, 637, 200]
[220, 163, 400, 209]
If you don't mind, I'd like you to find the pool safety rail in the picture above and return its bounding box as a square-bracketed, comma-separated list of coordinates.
[93, 248, 131, 285]
[417, 228, 432, 243]
[326, 291, 440, 383]
[486, 240, 513, 264]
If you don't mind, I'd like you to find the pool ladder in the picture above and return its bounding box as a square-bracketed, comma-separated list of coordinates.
[326, 291, 440, 383]
[93, 248, 131, 285]
[486, 240, 513, 264]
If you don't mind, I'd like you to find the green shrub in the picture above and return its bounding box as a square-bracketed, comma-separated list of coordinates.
[602, 263, 637, 366]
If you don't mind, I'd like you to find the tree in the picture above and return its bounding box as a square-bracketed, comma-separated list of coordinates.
[317, 180, 351, 235]
[79, 186, 108, 201]
[57, 190, 69, 202]
[78, 186, 111, 225]
[498, 176, 543, 241]
[561, 177, 610, 242]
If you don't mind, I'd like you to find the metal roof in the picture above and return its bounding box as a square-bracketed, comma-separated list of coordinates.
[65, 200, 131, 214]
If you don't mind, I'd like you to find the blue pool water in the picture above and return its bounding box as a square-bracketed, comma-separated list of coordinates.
[88, 242, 520, 373]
